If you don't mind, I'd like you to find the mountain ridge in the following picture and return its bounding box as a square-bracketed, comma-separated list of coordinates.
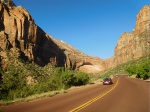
[0, 1, 149, 73]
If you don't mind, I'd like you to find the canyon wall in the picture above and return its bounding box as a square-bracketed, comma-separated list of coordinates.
[0, 1, 149, 73]
[0, 1, 106, 73]
[106, 5, 150, 68]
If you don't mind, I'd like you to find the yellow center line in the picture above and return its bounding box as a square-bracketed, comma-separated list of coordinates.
[69, 78, 119, 112]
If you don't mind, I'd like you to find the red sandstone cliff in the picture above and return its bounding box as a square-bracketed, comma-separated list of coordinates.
[0, 1, 149, 73]
[0, 1, 106, 73]
[105, 5, 150, 68]
[0, 1, 68, 67]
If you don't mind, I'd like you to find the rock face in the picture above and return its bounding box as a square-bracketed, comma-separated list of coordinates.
[0, 1, 106, 73]
[116, 5, 150, 62]
[0, 1, 149, 73]
[0, 2, 66, 67]
[106, 5, 150, 68]
[49, 37, 106, 73]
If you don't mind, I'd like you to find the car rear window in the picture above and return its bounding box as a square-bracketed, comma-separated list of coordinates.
[103, 78, 110, 81]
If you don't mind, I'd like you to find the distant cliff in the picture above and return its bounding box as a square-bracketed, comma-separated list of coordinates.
[0, 1, 149, 73]
[105, 5, 150, 68]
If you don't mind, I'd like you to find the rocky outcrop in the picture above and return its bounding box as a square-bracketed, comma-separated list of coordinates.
[0, 2, 66, 67]
[50, 37, 106, 73]
[0, 1, 149, 73]
[0, 1, 106, 73]
[106, 5, 150, 68]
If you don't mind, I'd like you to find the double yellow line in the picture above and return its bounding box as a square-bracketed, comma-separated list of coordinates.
[69, 78, 119, 112]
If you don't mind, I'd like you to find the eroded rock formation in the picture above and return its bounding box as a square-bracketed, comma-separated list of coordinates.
[106, 5, 150, 68]
[0, 1, 106, 73]
[0, 1, 66, 67]
[0, 1, 149, 73]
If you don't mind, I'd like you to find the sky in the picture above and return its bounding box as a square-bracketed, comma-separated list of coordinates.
[13, 0, 150, 59]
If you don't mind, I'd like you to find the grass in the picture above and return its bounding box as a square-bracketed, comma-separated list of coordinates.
[98, 55, 150, 78]
[0, 89, 66, 106]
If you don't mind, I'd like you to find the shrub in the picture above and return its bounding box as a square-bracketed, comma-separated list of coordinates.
[0, 50, 91, 101]
[74, 72, 89, 86]
[126, 57, 150, 80]
[136, 60, 150, 79]
[126, 65, 137, 76]
[61, 70, 75, 89]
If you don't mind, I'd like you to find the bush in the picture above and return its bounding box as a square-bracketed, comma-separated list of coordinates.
[61, 68, 75, 89]
[126, 65, 137, 76]
[0, 61, 90, 101]
[126, 57, 150, 80]
[0, 50, 91, 101]
[136, 60, 150, 79]
[74, 72, 89, 86]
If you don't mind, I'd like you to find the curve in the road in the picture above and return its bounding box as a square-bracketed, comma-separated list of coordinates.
[69, 78, 119, 112]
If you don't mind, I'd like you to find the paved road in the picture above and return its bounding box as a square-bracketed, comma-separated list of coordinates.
[0, 76, 149, 112]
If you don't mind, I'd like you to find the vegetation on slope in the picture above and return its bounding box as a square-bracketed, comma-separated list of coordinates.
[99, 55, 150, 79]
[0, 50, 89, 101]
[0, 49, 149, 102]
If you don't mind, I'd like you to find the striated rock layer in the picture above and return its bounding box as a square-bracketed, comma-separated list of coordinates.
[0, 1, 150, 73]
[105, 5, 150, 68]
[0, 1, 66, 67]
[0, 1, 106, 73]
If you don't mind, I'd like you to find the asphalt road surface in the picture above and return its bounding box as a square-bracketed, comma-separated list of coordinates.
[0, 75, 149, 112]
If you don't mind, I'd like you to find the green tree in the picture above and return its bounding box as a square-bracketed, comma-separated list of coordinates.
[1, 64, 27, 100]
[136, 60, 150, 79]
[126, 65, 137, 76]
[61, 68, 75, 89]
[126, 58, 150, 80]
[74, 72, 89, 86]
